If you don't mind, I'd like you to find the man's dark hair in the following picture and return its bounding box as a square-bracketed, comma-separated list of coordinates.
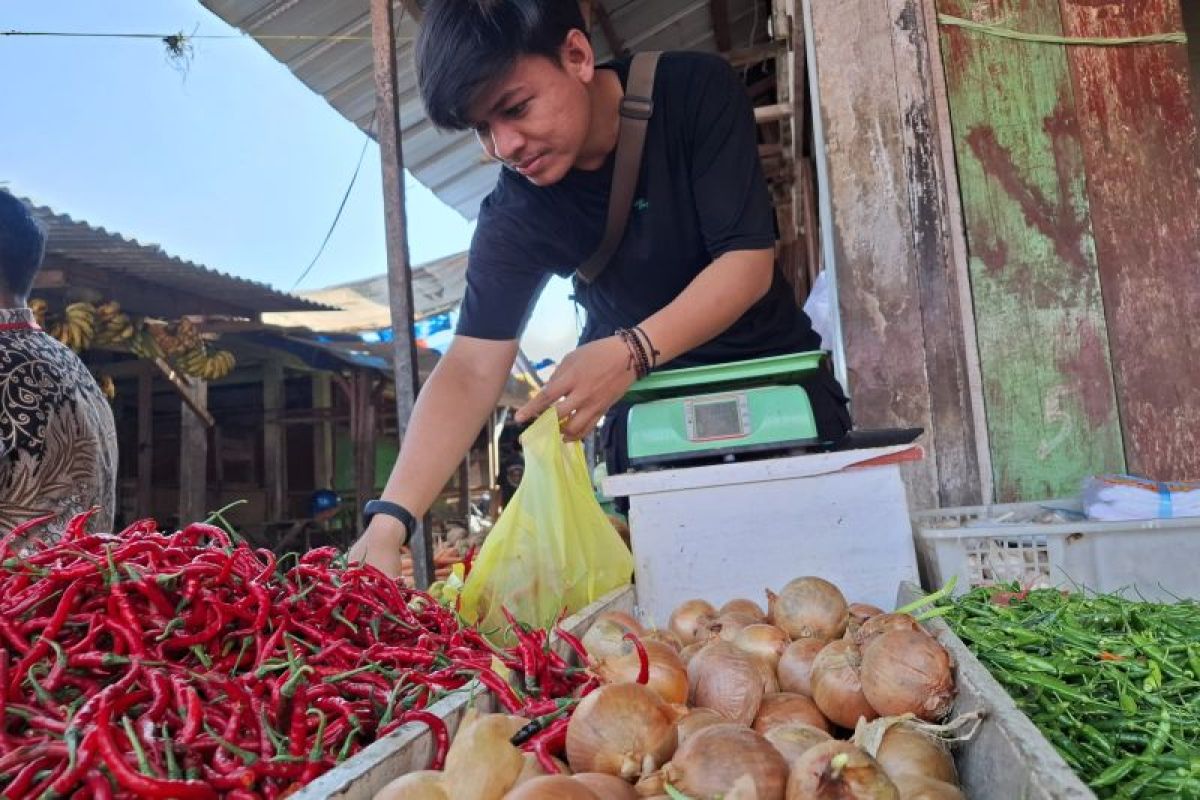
[0, 191, 46, 299]
[416, 0, 587, 131]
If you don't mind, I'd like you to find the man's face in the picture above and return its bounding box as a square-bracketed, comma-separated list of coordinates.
[468, 32, 595, 187]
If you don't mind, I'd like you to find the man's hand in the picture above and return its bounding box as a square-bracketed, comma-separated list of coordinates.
[515, 336, 635, 441]
[347, 516, 408, 578]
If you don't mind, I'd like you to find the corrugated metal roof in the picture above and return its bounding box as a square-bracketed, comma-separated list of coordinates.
[261, 250, 466, 330]
[25, 199, 330, 314]
[198, 0, 763, 220]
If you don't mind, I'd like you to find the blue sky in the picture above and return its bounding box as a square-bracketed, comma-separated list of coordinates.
[0, 0, 577, 361]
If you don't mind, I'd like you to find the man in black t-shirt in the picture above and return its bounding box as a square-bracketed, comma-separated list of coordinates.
[349, 0, 849, 576]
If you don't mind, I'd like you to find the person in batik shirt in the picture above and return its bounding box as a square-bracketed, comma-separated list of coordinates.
[0, 191, 116, 545]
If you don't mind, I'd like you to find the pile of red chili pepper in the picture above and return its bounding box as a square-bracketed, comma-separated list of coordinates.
[0, 512, 596, 799]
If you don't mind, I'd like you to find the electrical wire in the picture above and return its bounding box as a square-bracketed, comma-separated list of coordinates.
[290, 111, 378, 291]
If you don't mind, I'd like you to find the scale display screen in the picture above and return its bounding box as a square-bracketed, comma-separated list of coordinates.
[685, 393, 750, 442]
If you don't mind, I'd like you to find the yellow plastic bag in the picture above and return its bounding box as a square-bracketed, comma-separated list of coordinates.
[459, 408, 633, 640]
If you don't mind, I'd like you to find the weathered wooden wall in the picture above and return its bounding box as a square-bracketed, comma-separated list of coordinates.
[937, 0, 1126, 500]
[808, 0, 985, 509]
[935, 0, 1200, 497]
[1059, 0, 1200, 482]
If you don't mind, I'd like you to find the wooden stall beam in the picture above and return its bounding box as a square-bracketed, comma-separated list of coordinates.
[371, 0, 435, 588]
[179, 380, 208, 524]
[312, 373, 335, 489]
[593, 2, 629, 59]
[263, 361, 287, 521]
[709, 0, 733, 53]
[136, 365, 154, 519]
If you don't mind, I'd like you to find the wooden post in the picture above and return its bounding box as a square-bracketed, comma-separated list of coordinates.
[312, 373, 334, 489]
[351, 370, 376, 531]
[263, 361, 287, 521]
[136, 365, 154, 518]
[457, 458, 471, 519]
[179, 380, 208, 523]
[371, 0, 435, 588]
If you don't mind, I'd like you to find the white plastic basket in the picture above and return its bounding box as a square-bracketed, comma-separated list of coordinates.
[912, 499, 1200, 601]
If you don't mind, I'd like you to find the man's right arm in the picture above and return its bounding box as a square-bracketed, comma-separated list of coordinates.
[347, 334, 519, 576]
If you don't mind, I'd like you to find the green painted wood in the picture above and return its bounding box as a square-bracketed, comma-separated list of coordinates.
[936, 0, 1125, 501]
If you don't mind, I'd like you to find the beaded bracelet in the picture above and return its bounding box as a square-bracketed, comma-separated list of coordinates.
[615, 328, 651, 379]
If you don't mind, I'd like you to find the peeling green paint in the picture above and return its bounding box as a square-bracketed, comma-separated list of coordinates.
[937, 0, 1125, 500]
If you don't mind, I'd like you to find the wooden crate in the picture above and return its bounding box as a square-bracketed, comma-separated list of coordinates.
[294, 585, 636, 800]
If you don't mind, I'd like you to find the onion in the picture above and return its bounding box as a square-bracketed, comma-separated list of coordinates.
[688, 641, 765, 726]
[810, 640, 877, 730]
[677, 708, 727, 743]
[849, 603, 885, 624]
[663, 723, 788, 800]
[763, 722, 833, 764]
[643, 629, 684, 652]
[734, 624, 791, 668]
[787, 741, 899, 800]
[710, 611, 760, 643]
[854, 613, 922, 651]
[373, 770, 447, 800]
[768, 577, 849, 641]
[873, 723, 957, 785]
[442, 712, 526, 800]
[584, 612, 646, 664]
[753, 692, 831, 735]
[503, 775, 599, 799]
[572, 773, 639, 800]
[777, 639, 825, 697]
[512, 753, 572, 787]
[720, 598, 767, 621]
[889, 776, 964, 800]
[679, 641, 707, 668]
[754, 653, 781, 695]
[860, 631, 955, 722]
[669, 599, 717, 645]
[598, 640, 689, 705]
[565, 683, 681, 780]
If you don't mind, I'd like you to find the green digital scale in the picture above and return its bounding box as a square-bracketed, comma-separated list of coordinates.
[623, 352, 828, 468]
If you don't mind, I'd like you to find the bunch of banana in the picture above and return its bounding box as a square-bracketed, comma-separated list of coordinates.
[129, 327, 166, 361]
[28, 298, 48, 328]
[174, 347, 236, 381]
[147, 323, 186, 358]
[176, 317, 203, 351]
[49, 302, 97, 352]
[93, 300, 136, 346]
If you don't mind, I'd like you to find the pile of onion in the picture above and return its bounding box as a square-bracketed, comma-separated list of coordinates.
[753, 692, 830, 735]
[503, 775, 599, 799]
[777, 638, 825, 697]
[763, 722, 833, 764]
[669, 599, 717, 645]
[768, 577, 849, 641]
[721, 598, 768, 621]
[676, 708, 727, 743]
[597, 637, 689, 705]
[711, 611, 762, 643]
[565, 682, 681, 780]
[809, 640, 877, 730]
[889, 775, 965, 800]
[734, 623, 791, 669]
[688, 641, 765, 726]
[786, 741, 899, 800]
[582, 612, 645, 664]
[663, 723, 789, 800]
[870, 722, 958, 786]
[854, 613, 922, 650]
[859, 630, 955, 722]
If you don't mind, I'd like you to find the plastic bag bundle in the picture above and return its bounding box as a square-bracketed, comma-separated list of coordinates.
[459, 409, 634, 640]
[1083, 474, 1200, 521]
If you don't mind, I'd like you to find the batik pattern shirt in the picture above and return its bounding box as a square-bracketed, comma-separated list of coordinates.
[0, 306, 117, 543]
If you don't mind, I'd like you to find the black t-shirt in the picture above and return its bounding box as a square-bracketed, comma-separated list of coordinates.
[456, 50, 821, 367]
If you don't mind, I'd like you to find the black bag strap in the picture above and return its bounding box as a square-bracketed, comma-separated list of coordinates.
[575, 51, 662, 285]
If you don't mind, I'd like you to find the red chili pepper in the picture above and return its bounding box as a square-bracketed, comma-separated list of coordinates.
[0, 511, 57, 559]
[554, 625, 590, 665]
[530, 716, 570, 774]
[63, 508, 101, 541]
[471, 666, 525, 713]
[623, 632, 650, 685]
[11, 579, 84, 693]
